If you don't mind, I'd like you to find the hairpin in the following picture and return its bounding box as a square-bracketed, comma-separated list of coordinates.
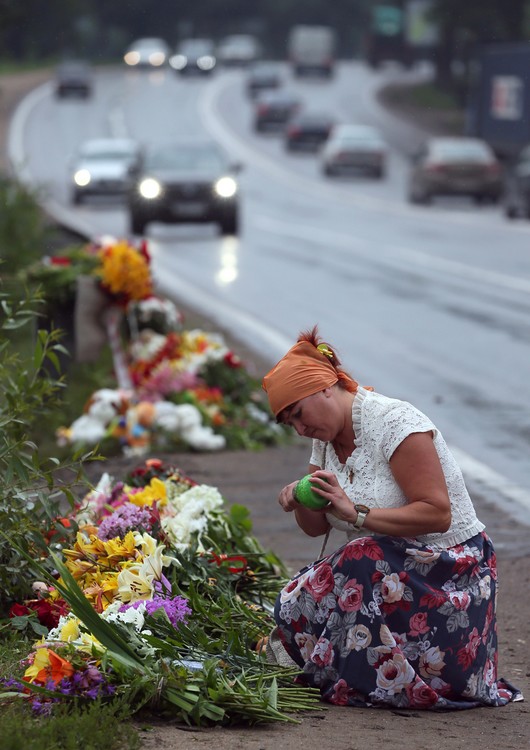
[317, 343, 334, 359]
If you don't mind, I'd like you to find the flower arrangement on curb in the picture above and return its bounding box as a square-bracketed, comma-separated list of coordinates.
[24, 237, 288, 455]
[2, 459, 320, 724]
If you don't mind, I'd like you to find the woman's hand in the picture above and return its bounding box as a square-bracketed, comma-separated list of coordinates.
[308, 470, 356, 523]
[277, 475, 331, 538]
[278, 481, 300, 512]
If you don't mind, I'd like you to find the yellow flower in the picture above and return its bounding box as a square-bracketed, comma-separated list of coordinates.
[127, 477, 167, 508]
[60, 617, 80, 642]
[24, 647, 50, 683]
[96, 240, 152, 302]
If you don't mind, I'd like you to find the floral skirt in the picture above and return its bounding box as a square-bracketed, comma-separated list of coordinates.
[274, 532, 522, 709]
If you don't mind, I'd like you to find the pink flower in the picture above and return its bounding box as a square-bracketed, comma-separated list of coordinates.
[406, 679, 439, 708]
[408, 612, 430, 637]
[338, 578, 363, 612]
[311, 638, 334, 668]
[306, 564, 334, 602]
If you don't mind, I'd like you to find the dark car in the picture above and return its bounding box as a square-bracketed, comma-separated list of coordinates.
[169, 38, 216, 75]
[55, 60, 92, 99]
[245, 62, 281, 98]
[284, 112, 335, 152]
[408, 136, 502, 205]
[503, 144, 530, 219]
[253, 90, 302, 132]
[127, 140, 242, 236]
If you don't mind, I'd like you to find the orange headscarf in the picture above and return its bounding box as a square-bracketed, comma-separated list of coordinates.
[262, 339, 358, 417]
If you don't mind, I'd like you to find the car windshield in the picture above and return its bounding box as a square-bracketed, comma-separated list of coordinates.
[147, 145, 225, 170]
[83, 149, 135, 161]
[180, 40, 213, 54]
[432, 141, 492, 162]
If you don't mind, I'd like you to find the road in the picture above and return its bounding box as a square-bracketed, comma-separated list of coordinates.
[8, 61, 530, 531]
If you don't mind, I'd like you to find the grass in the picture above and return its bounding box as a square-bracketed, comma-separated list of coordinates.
[0, 629, 140, 750]
[378, 80, 466, 135]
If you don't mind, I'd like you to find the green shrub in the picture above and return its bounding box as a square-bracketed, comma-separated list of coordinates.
[0, 177, 52, 273]
[0, 282, 95, 614]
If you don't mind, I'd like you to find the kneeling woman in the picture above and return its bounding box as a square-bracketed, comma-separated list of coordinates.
[262, 326, 521, 709]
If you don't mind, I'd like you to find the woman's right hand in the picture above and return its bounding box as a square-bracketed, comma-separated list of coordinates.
[278, 481, 300, 512]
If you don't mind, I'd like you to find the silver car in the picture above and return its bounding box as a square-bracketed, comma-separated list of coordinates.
[320, 124, 388, 178]
[70, 138, 142, 204]
[124, 37, 170, 68]
[408, 136, 502, 204]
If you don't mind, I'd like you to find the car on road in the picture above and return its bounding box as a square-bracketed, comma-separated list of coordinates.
[284, 112, 335, 152]
[70, 138, 142, 205]
[320, 123, 388, 178]
[245, 62, 281, 98]
[407, 136, 502, 205]
[124, 37, 170, 68]
[217, 34, 261, 66]
[127, 139, 242, 236]
[503, 144, 530, 220]
[55, 60, 92, 99]
[253, 90, 302, 132]
[169, 38, 216, 75]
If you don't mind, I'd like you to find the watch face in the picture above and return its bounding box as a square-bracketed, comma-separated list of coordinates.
[355, 504, 370, 513]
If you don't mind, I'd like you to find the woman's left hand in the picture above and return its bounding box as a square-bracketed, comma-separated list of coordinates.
[308, 470, 356, 523]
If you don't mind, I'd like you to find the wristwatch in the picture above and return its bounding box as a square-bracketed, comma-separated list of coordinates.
[353, 504, 371, 530]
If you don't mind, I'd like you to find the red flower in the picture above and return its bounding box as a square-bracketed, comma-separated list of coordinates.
[9, 598, 69, 629]
[49, 256, 72, 266]
[224, 351, 243, 368]
[338, 537, 384, 564]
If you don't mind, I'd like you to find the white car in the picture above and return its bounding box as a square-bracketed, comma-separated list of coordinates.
[124, 37, 170, 68]
[320, 124, 388, 178]
[70, 138, 142, 205]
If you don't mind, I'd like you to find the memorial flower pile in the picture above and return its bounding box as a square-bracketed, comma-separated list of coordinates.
[2, 459, 319, 725]
[27, 235, 287, 455]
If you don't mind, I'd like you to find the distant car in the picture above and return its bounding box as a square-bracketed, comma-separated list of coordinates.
[245, 62, 281, 98]
[253, 90, 302, 132]
[55, 60, 92, 99]
[169, 38, 216, 75]
[503, 144, 530, 219]
[217, 34, 261, 66]
[70, 138, 142, 205]
[320, 124, 388, 178]
[127, 140, 242, 236]
[408, 136, 502, 205]
[124, 37, 169, 68]
[284, 112, 335, 152]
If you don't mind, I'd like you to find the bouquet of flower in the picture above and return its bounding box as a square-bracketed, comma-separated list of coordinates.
[3, 459, 319, 724]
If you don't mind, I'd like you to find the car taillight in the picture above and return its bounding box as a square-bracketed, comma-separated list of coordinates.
[257, 103, 269, 115]
[288, 126, 301, 137]
[485, 162, 501, 176]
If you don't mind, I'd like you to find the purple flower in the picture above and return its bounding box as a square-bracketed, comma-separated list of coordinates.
[120, 595, 191, 629]
[98, 502, 152, 540]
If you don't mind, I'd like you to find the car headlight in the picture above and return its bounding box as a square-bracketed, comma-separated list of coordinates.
[139, 178, 162, 199]
[124, 51, 140, 66]
[214, 176, 237, 198]
[74, 169, 91, 187]
[148, 51, 166, 66]
[197, 55, 216, 71]
[169, 54, 187, 70]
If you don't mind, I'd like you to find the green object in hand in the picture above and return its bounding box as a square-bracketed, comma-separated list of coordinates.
[294, 474, 329, 509]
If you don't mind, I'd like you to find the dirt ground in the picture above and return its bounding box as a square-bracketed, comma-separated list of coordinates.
[2, 69, 528, 750]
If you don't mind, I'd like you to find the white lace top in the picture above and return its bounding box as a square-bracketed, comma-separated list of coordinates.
[309, 387, 485, 549]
